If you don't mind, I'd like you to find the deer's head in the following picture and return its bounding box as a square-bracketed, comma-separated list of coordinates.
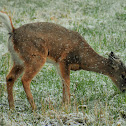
[108, 52, 126, 92]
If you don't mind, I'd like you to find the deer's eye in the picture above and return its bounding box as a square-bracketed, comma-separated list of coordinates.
[121, 74, 125, 79]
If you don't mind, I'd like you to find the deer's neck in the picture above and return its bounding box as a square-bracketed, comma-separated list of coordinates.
[80, 43, 109, 75]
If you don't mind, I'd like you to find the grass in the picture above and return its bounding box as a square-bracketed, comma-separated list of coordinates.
[0, 0, 126, 125]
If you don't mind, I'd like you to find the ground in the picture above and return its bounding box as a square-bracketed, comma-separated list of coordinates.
[0, 0, 126, 125]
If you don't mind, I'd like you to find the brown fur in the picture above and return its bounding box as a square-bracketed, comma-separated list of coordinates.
[1, 12, 126, 110]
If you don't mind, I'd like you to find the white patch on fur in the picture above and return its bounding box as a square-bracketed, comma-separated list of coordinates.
[0, 12, 12, 33]
[8, 37, 24, 65]
[46, 58, 63, 79]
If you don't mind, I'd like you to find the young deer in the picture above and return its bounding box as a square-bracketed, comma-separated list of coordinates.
[0, 12, 126, 110]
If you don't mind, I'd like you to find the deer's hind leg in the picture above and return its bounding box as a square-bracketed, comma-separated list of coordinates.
[21, 55, 46, 110]
[6, 64, 24, 109]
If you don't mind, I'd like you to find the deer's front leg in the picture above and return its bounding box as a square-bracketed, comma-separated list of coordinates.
[58, 62, 70, 104]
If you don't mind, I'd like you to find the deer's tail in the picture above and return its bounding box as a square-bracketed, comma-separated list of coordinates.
[0, 11, 14, 33]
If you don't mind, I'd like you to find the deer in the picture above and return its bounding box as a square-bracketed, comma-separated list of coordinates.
[0, 11, 126, 110]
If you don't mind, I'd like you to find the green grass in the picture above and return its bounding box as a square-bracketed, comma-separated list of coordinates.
[0, 0, 126, 125]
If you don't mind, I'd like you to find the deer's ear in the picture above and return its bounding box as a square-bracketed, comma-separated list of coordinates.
[108, 52, 121, 70]
[109, 52, 118, 60]
[108, 52, 121, 62]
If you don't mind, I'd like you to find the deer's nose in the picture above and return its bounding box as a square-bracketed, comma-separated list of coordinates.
[122, 89, 125, 93]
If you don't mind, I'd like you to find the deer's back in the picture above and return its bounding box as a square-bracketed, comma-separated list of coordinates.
[11, 22, 85, 63]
